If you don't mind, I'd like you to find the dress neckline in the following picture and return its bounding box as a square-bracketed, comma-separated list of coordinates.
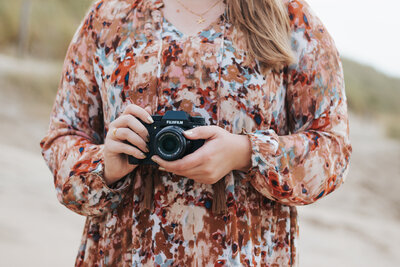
[162, 15, 225, 40]
[152, 0, 226, 39]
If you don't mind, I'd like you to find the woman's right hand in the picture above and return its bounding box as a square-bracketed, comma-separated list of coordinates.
[103, 104, 154, 186]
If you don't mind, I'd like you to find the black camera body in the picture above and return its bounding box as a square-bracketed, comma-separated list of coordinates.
[128, 111, 206, 165]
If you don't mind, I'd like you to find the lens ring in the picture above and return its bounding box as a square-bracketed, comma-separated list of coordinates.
[159, 133, 180, 155]
[154, 126, 186, 161]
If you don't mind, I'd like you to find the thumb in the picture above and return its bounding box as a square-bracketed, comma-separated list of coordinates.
[183, 126, 218, 140]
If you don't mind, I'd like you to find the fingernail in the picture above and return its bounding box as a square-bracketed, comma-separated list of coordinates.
[151, 156, 158, 163]
[139, 152, 146, 159]
[144, 147, 149, 153]
[159, 167, 166, 171]
[185, 130, 193, 136]
[147, 116, 154, 124]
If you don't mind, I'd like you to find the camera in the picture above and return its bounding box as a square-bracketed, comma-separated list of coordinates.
[128, 110, 206, 165]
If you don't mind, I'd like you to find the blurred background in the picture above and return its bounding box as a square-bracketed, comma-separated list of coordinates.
[0, 0, 399, 266]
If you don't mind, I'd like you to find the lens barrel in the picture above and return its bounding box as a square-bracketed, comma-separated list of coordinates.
[154, 126, 187, 161]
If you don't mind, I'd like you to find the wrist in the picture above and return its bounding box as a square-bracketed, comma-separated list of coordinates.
[231, 134, 252, 172]
[104, 166, 136, 186]
[104, 168, 119, 186]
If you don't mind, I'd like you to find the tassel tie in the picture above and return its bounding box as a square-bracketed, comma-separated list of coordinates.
[142, 167, 227, 215]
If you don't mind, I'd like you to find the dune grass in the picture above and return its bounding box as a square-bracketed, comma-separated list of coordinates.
[341, 58, 400, 139]
[0, 0, 92, 59]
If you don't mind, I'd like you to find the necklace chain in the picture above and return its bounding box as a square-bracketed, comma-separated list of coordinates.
[175, 0, 223, 24]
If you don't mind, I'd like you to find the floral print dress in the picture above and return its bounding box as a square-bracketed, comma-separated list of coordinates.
[40, 0, 352, 266]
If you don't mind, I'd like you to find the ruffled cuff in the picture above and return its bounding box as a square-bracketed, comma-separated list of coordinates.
[239, 127, 280, 179]
[57, 145, 134, 216]
[92, 161, 133, 193]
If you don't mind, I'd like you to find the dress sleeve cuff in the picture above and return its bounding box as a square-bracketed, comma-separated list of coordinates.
[239, 127, 280, 178]
[92, 162, 133, 194]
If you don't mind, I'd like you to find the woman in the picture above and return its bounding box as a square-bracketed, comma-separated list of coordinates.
[40, 0, 352, 265]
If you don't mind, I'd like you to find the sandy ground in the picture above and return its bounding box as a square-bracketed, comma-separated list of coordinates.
[298, 116, 400, 267]
[0, 54, 399, 266]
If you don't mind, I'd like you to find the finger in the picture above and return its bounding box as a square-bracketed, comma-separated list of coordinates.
[151, 150, 204, 172]
[183, 166, 227, 185]
[167, 166, 218, 185]
[152, 154, 202, 171]
[107, 140, 147, 159]
[144, 105, 152, 115]
[110, 115, 149, 142]
[112, 127, 149, 153]
[157, 160, 202, 178]
[152, 138, 213, 170]
[171, 166, 204, 179]
[157, 157, 224, 185]
[183, 126, 219, 140]
[122, 104, 154, 124]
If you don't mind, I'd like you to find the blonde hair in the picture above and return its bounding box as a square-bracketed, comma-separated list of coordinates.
[211, 0, 295, 215]
[226, 0, 295, 72]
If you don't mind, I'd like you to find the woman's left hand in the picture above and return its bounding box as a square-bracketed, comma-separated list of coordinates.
[151, 126, 252, 185]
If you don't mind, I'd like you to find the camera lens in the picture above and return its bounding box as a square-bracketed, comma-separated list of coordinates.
[161, 135, 177, 153]
[154, 126, 187, 161]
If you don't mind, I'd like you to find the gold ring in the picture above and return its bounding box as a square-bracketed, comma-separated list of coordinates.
[112, 128, 118, 137]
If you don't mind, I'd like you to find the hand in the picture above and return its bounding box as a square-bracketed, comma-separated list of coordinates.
[103, 104, 154, 186]
[151, 126, 252, 185]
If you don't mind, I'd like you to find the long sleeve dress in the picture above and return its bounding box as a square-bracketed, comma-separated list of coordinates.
[40, 0, 352, 266]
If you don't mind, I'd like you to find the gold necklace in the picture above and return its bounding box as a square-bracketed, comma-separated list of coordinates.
[175, 0, 223, 24]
